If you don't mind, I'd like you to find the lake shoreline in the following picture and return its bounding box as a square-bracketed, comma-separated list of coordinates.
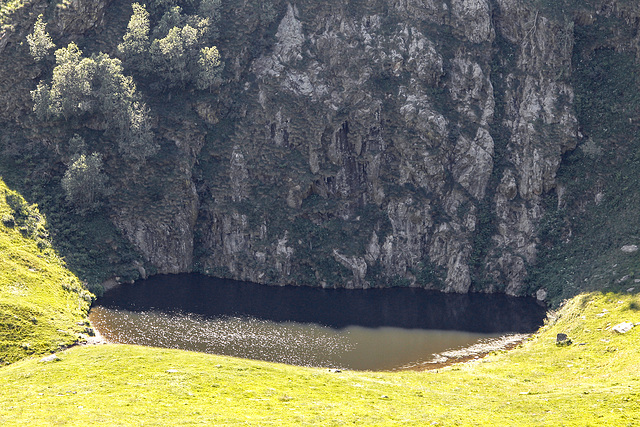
[87, 312, 530, 372]
[396, 333, 530, 371]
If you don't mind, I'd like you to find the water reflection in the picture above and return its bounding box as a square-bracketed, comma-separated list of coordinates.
[96, 274, 546, 332]
[90, 306, 502, 370]
[91, 274, 547, 370]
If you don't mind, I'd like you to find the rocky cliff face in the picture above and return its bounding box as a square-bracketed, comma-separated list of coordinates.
[189, 0, 578, 296]
[2, 0, 640, 298]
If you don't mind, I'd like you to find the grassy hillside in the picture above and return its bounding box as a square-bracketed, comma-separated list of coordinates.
[0, 291, 638, 425]
[0, 178, 92, 364]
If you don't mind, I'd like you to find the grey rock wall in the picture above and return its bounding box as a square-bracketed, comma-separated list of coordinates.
[177, 0, 579, 296]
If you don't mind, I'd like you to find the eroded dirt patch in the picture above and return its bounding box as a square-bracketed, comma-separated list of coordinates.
[397, 334, 530, 371]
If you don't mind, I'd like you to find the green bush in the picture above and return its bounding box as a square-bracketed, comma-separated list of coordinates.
[26, 14, 54, 62]
[1, 214, 14, 227]
[5, 192, 28, 220]
[61, 153, 110, 215]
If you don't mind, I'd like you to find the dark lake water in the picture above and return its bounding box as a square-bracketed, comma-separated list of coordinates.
[90, 274, 547, 370]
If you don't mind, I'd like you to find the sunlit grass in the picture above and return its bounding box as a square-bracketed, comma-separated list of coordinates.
[0, 291, 639, 425]
[0, 179, 91, 364]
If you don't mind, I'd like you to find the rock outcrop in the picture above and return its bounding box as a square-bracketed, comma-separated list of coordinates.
[190, 0, 579, 295]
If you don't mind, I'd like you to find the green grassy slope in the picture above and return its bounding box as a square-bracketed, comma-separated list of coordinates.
[0, 179, 91, 364]
[0, 291, 638, 426]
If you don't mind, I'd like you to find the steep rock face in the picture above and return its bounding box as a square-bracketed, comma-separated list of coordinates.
[189, 0, 577, 295]
[483, 0, 578, 294]
[52, 0, 112, 36]
[110, 122, 205, 275]
[112, 181, 199, 274]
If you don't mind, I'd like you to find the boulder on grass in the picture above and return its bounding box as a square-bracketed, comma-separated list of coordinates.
[39, 354, 60, 363]
[612, 322, 634, 334]
[556, 333, 572, 346]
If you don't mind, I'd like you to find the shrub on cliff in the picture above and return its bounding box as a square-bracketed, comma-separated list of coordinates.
[118, 3, 151, 73]
[196, 45, 222, 90]
[119, 2, 222, 90]
[26, 14, 54, 62]
[61, 153, 110, 215]
[31, 43, 158, 164]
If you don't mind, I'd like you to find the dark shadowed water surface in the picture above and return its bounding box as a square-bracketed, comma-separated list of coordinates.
[90, 274, 547, 370]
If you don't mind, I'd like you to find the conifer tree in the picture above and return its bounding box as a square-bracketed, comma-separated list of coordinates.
[26, 14, 55, 62]
[118, 3, 151, 73]
[61, 153, 110, 214]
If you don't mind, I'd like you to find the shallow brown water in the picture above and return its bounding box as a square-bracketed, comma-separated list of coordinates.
[90, 274, 546, 371]
[90, 306, 502, 370]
